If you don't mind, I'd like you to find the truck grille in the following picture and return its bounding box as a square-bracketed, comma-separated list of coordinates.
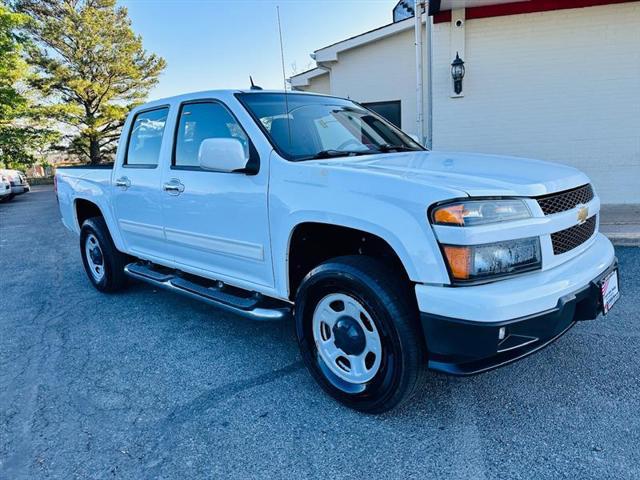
[551, 215, 597, 255]
[536, 184, 594, 215]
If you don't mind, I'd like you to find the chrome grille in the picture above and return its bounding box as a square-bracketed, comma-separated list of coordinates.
[536, 184, 594, 215]
[551, 215, 597, 255]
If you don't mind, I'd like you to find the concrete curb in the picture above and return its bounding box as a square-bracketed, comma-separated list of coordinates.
[600, 205, 640, 247]
[603, 233, 640, 247]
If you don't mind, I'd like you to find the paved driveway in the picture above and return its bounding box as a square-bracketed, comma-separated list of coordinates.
[1, 187, 639, 479]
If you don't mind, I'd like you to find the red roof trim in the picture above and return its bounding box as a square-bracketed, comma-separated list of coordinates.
[433, 10, 452, 23]
[433, 0, 635, 24]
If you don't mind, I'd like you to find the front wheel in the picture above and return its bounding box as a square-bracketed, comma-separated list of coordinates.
[295, 256, 425, 413]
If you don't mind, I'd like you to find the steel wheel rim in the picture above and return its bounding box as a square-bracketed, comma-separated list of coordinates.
[312, 293, 382, 384]
[85, 233, 105, 282]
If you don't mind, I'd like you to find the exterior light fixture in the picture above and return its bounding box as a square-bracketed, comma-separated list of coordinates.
[451, 52, 465, 95]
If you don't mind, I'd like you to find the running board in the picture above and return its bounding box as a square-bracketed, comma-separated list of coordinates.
[124, 262, 291, 321]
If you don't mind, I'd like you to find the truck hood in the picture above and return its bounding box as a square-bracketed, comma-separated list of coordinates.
[313, 151, 590, 197]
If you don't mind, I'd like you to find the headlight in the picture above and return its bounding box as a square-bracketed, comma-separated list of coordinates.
[431, 199, 531, 226]
[442, 237, 541, 283]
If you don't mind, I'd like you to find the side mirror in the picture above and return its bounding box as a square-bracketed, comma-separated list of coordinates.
[198, 138, 249, 173]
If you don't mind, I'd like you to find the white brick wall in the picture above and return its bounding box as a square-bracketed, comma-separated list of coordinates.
[432, 2, 640, 204]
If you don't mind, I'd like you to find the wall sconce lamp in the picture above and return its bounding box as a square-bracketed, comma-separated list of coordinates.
[451, 52, 465, 95]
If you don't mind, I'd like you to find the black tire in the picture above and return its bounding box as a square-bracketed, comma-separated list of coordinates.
[295, 255, 425, 413]
[0, 193, 14, 203]
[80, 216, 129, 292]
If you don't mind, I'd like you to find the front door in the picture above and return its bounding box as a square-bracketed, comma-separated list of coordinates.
[160, 99, 274, 289]
[111, 106, 170, 263]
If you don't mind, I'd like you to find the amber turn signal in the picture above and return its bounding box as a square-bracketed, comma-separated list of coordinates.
[433, 204, 465, 226]
[443, 245, 471, 280]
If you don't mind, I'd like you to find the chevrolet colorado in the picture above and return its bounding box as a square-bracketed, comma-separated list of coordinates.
[56, 90, 619, 412]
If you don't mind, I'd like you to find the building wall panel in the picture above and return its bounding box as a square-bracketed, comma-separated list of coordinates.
[432, 2, 640, 203]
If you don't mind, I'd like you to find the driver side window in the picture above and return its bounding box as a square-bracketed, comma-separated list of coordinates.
[174, 101, 249, 167]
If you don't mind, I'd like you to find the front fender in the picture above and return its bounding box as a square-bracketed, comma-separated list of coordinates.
[269, 155, 452, 298]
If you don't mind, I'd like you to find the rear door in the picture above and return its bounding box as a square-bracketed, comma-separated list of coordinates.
[111, 106, 171, 262]
[160, 98, 274, 289]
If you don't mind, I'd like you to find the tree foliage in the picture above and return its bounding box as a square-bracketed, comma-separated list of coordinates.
[0, 2, 54, 169]
[16, 0, 166, 164]
[0, 4, 25, 115]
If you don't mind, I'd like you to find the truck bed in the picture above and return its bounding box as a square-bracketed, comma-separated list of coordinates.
[56, 163, 114, 169]
[55, 165, 114, 235]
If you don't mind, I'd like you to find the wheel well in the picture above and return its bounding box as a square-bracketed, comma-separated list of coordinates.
[75, 199, 103, 228]
[288, 223, 410, 299]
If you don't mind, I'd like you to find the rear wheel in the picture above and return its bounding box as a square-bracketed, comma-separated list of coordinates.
[295, 255, 425, 413]
[0, 193, 14, 203]
[80, 217, 129, 292]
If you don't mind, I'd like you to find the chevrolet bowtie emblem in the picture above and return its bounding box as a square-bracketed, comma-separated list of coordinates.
[577, 206, 589, 224]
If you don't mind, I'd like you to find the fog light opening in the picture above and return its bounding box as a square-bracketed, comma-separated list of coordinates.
[498, 327, 507, 341]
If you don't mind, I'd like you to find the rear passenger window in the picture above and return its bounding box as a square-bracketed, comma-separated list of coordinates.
[125, 107, 169, 166]
[174, 102, 250, 167]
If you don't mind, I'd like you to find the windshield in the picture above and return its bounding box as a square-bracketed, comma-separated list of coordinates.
[237, 92, 424, 161]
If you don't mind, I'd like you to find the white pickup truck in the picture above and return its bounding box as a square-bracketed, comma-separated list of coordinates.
[56, 90, 620, 412]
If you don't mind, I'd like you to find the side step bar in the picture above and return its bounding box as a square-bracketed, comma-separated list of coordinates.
[124, 262, 291, 321]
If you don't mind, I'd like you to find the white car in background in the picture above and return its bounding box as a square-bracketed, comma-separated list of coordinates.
[0, 169, 30, 199]
[0, 173, 12, 202]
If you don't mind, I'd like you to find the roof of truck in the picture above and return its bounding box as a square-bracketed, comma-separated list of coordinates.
[133, 89, 344, 113]
[151, 88, 327, 102]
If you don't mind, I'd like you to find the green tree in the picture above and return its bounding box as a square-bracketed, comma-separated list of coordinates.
[0, 3, 53, 169]
[16, 0, 166, 164]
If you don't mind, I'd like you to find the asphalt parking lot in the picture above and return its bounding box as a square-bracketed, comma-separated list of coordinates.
[1, 186, 639, 479]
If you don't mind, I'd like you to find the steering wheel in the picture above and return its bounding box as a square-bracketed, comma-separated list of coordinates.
[336, 139, 362, 151]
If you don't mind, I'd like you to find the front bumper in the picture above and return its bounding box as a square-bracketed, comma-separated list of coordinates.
[422, 260, 616, 375]
[417, 234, 617, 375]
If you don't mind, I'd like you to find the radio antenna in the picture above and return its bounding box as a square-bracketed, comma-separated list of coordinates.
[276, 6, 292, 148]
[249, 76, 263, 90]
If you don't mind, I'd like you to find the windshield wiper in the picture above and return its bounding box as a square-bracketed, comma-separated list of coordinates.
[376, 144, 420, 153]
[303, 149, 376, 160]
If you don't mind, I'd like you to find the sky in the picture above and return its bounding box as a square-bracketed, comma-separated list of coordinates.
[118, 0, 394, 100]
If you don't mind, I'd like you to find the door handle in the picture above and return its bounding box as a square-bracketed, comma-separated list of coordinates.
[115, 176, 130, 189]
[163, 179, 185, 195]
